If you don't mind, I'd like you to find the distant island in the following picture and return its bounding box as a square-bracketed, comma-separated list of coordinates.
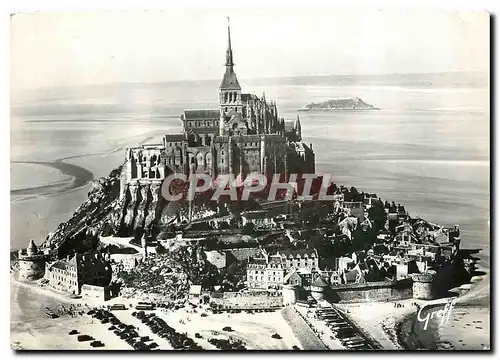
[299, 97, 380, 111]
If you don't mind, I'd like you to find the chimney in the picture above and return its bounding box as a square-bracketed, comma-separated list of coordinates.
[66, 254, 71, 262]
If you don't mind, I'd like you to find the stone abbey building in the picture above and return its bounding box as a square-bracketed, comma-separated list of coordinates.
[120, 20, 315, 197]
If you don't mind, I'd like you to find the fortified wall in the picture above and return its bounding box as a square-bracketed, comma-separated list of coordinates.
[329, 279, 413, 303]
[410, 271, 437, 300]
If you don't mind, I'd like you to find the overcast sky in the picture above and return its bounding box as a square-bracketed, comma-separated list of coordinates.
[11, 9, 489, 90]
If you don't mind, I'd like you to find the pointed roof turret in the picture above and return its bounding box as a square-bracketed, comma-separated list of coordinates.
[294, 115, 302, 141]
[220, 17, 241, 90]
[294, 115, 301, 129]
[26, 239, 38, 255]
[311, 276, 328, 288]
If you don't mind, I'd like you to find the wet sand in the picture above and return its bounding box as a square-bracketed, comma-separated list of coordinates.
[336, 299, 418, 350]
[397, 276, 490, 350]
[399, 305, 489, 350]
[11, 160, 93, 198]
[335, 276, 490, 351]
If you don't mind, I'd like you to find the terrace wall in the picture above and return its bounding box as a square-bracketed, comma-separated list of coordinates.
[210, 291, 283, 309]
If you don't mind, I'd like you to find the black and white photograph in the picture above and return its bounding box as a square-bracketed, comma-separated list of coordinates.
[9, 6, 490, 351]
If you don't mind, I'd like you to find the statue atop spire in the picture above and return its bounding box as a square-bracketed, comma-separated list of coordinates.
[226, 17, 234, 69]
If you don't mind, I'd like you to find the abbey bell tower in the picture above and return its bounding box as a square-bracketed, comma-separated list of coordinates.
[219, 17, 242, 135]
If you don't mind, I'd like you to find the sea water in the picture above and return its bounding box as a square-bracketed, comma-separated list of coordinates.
[10, 74, 490, 274]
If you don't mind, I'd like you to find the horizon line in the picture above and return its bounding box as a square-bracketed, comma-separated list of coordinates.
[12, 70, 489, 93]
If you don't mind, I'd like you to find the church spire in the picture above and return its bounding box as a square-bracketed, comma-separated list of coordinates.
[226, 17, 234, 70]
[219, 17, 240, 90]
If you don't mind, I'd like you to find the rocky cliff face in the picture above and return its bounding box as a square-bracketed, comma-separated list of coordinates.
[42, 166, 198, 256]
[42, 166, 170, 257]
[42, 166, 222, 258]
[43, 167, 123, 256]
[117, 181, 164, 238]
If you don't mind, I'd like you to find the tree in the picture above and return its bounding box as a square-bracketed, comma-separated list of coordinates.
[368, 200, 387, 231]
[242, 222, 256, 235]
[155, 243, 167, 254]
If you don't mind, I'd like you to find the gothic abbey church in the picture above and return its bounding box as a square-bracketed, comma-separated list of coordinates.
[121, 20, 315, 196]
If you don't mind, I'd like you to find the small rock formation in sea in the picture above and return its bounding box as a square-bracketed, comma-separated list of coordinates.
[299, 97, 380, 111]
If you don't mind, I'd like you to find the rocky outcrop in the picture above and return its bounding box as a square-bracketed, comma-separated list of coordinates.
[299, 97, 379, 111]
[41, 166, 182, 258]
[42, 166, 123, 257]
[116, 246, 220, 301]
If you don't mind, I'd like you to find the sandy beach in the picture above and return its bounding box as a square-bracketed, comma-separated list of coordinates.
[11, 265, 490, 351]
[153, 306, 302, 350]
[334, 275, 490, 351]
[335, 299, 418, 350]
[10, 278, 304, 350]
[399, 305, 490, 350]
[10, 279, 116, 350]
[398, 275, 490, 351]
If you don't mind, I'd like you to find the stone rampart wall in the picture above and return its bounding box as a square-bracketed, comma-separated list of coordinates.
[330, 279, 413, 303]
[18, 259, 45, 281]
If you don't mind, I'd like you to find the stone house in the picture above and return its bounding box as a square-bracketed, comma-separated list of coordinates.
[275, 248, 319, 271]
[46, 253, 112, 295]
[240, 210, 276, 230]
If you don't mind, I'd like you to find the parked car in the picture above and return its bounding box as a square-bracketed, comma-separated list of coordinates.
[110, 304, 126, 311]
[77, 335, 93, 342]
